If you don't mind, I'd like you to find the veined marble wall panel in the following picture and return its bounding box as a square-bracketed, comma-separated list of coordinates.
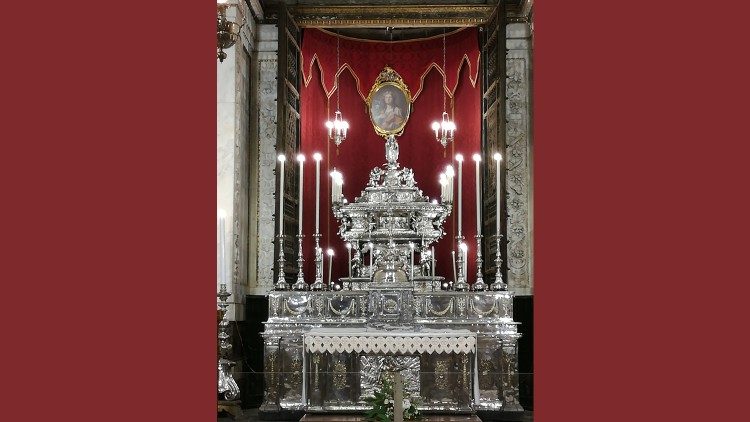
[505, 23, 533, 295]
[218, 41, 237, 316]
[251, 24, 279, 295]
[217, 1, 256, 319]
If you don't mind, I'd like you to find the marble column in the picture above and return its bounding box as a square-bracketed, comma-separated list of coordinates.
[505, 21, 534, 296]
[217, 1, 255, 320]
[250, 24, 280, 295]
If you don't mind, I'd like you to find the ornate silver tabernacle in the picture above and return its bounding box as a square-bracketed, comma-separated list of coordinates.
[261, 66, 523, 417]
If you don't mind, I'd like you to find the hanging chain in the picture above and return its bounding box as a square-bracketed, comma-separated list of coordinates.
[443, 29, 447, 113]
[336, 33, 340, 111]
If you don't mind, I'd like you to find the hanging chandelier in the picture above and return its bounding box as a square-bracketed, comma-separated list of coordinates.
[325, 32, 349, 147]
[217, 0, 243, 63]
[431, 29, 456, 148]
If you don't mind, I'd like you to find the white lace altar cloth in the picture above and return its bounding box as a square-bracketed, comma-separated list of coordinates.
[304, 328, 476, 355]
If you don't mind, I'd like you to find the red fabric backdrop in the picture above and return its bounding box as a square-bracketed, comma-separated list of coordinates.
[299, 28, 481, 285]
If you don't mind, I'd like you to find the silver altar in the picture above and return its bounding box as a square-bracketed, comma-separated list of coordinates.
[262, 131, 523, 415]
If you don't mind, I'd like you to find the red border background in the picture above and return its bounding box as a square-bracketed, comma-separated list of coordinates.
[2, 0, 750, 420]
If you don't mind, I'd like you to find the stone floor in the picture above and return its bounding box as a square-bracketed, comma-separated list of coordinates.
[218, 409, 534, 422]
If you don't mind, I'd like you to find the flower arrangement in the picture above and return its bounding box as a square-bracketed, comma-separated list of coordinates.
[364, 377, 421, 422]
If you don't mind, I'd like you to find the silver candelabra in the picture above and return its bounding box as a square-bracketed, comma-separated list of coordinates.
[217, 283, 240, 400]
[472, 234, 487, 291]
[292, 234, 308, 290]
[453, 236, 469, 291]
[274, 234, 288, 290]
[489, 234, 508, 291]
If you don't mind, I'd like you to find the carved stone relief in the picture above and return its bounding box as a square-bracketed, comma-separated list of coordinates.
[505, 56, 531, 291]
[255, 54, 279, 292]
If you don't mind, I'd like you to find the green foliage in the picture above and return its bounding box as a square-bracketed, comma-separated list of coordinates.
[363, 377, 421, 422]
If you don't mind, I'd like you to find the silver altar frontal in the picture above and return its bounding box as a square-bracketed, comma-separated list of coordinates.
[261, 289, 523, 413]
[262, 70, 522, 415]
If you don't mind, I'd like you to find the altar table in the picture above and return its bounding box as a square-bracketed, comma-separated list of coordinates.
[303, 328, 479, 412]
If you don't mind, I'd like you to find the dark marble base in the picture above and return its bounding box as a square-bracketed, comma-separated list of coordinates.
[476, 410, 530, 422]
[258, 409, 305, 421]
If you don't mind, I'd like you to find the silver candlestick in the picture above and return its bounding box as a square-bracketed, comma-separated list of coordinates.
[274, 234, 288, 290]
[217, 283, 240, 400]
[489, 234, 508, 291]
[310, 233, 325, 290]
[454, 236, 469, 291]
[472, 234, 487, 291]
[292, 234, 308, 290]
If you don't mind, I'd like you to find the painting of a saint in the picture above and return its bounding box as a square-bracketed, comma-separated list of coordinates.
[368, 84, 410, 135]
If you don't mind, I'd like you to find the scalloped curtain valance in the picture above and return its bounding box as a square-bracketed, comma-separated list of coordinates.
[301, 28, 480, 102]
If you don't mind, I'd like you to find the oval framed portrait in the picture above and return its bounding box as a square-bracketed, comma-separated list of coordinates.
[366, 69, 412, 137]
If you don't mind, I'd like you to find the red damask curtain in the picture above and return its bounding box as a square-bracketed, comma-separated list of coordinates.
[299, 28, 482, 284]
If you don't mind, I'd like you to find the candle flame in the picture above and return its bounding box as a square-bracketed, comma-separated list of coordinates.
[493, 153, 502, 161]
[313, 152, 322, 161]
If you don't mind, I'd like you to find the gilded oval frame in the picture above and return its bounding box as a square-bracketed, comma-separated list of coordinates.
[366, 67, 412, 138]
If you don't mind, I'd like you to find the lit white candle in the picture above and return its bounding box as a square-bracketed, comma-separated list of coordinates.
[297, 154, 305, 235]
[446, 165, 455, 204]
[451, 250, 457, 282]
[330, 169, 343, 204]
[439, 173, 447, 203]
[473, 154, 482, 235]
[460, 242, 468, 277]
[369, 242, 374, 276]
[327, 248, 334, 285]
[494, 153, 502, 237]
[409, 242, 415, 279]
[218, 209, 227, 285]
[455, 154, 464, 237]
[313, 153, 322, 234]
[431, 246, 435, 277]
[346, 242, 352, 278]
[277, 154, 286, 236]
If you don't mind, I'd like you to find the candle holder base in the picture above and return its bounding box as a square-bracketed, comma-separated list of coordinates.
[291, 280, 309, 291]
[292, 234, 308, 291]
[490, 281, 508, 292]
[453, 282, 469, 291]
[472, 279, 487, 291]
[274, 280, 290, 291]
[454, 236, 469, 291]
[472, 234, 486, 291]
[275, 234, 289, 291]
[310, 280, 326, 291]
[489, 280, 507, 291]
[488, 234, 507, 291]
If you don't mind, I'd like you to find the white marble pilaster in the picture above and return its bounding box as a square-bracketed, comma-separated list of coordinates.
[505, 22, 533, 296]
[248, 24, 279, 296]
[217, 1, 256, 319]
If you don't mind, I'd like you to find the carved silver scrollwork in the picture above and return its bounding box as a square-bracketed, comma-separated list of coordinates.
[360, 355, 420, 400]
[426, 300, 453, 317]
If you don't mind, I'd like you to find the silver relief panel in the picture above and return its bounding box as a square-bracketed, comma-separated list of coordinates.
[359, 355, 421, 401]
